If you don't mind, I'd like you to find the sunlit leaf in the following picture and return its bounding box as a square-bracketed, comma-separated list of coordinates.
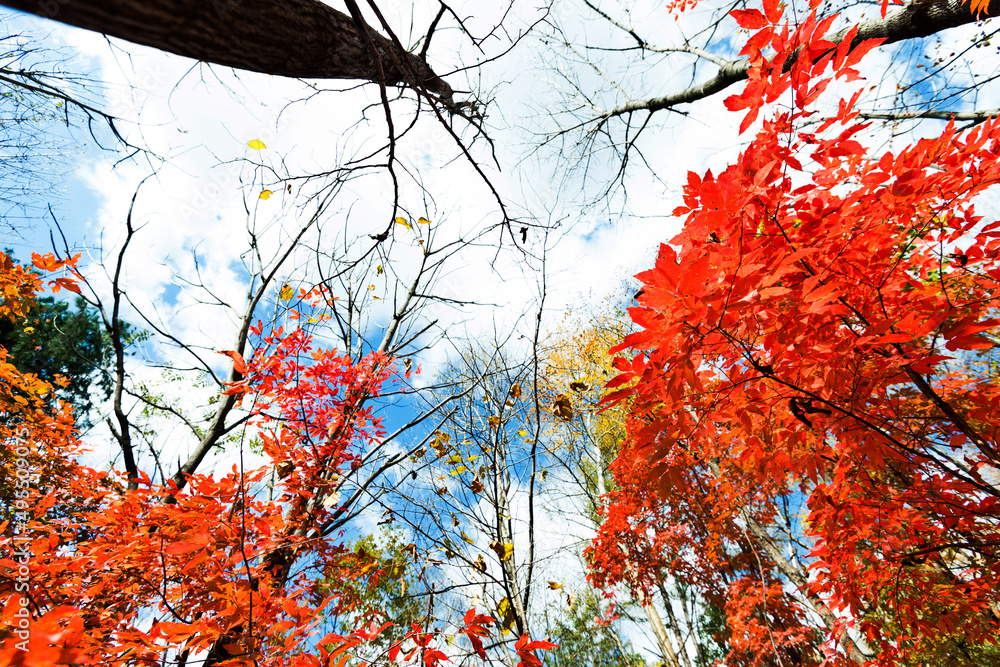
[395, 217, 411, 230]
[279, 285, 293, 301]
[247, 139, 267, 150]
[489, 540, 514, 562]
[259, 189, 273, 200]
[497, 597, 517, 635]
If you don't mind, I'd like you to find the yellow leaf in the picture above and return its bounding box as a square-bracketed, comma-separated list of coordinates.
[395, 217, 411, 230]
[447, 454, 463, 465]
[461, 531, 475, 545]
[449, 466, 467, 475]
[247, 139, 267, 150]
[418, 217, 432, 225]
[497, 597, 517, 635]
[489, 540, 514, 562]
[23, 326, 34, 334]
[547, 581, 563, 590]
[376, 265, 383, 275]
[259, 189, 273, 200]
[508, 383, 522, 399]
[517, 429, 528, 437]
[279, 285, 293, 301]
[487, 415, 501, 428]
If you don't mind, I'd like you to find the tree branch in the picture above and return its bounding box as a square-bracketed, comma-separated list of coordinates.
[1, 0, 454, 102]
[594, 0, 997, 123]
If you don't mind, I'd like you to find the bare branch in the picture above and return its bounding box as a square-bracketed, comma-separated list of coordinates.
[857, 107, 1000, 122]
[593, 0, 999, 123]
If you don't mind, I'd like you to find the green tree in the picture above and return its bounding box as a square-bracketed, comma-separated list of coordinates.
[319, 528, 426, 649]
[546, 590, 646, 667]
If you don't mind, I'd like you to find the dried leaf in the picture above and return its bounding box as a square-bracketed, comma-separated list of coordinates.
[489, 540, 514, 562]
[552, 394, 574, 422]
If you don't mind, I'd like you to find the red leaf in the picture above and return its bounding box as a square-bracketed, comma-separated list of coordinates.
[730, 9, 768, 30]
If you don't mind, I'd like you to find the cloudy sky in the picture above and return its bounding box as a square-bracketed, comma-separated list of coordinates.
[4, 0, 1000, 656]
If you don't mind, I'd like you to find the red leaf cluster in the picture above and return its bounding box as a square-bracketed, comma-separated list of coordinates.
[592, 4, 1000, 665]
[0, 254, 553, 667]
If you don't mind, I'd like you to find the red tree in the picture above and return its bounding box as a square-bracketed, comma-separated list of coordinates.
[0, 254, 552, 666]
[594, 0, 1000, 665]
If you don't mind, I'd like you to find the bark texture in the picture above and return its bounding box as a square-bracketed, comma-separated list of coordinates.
[2, 0, 453, 101]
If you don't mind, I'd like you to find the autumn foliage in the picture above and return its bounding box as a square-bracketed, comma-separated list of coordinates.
[0, 252, 553, 666]
[590, 1, 1000, 665]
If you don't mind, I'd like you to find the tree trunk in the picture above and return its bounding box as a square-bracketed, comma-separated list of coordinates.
[641, 593, 683, 667]
[703, 461, 868, 663]
[657, 582, 693, 667]
[2, 0, 453, 101]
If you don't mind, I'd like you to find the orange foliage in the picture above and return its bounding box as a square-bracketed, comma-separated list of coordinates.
[0, 252, 550, 666]
[592, 3, 1000, 665]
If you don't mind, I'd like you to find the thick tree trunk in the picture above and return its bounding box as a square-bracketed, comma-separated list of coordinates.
[2, 0, 453, 101]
